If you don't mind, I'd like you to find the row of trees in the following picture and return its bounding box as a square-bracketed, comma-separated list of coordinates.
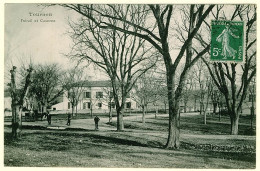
[202, 5, 256, 134]
[59, 4, 215, 149]
[60, 4, 256, 149]
[8, 5, 256, 150]
[7, 63, 90, 137]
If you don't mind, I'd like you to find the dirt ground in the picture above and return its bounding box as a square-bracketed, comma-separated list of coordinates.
[4, 113, 256, 168]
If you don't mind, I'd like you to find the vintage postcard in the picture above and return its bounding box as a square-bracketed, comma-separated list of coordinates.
[2, 1, 257, 169]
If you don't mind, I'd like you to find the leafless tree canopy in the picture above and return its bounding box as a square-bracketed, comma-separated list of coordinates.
[61, 4, 255, 148]
[30, 63, 64, 112]
[65, 4, 159, 130]
[201, 5, 256, 134]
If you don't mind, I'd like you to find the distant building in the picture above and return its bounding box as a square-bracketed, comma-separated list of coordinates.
[4, 90, 12, 116]
[51, 80, 137, 113]
[4, 90, 11, 110]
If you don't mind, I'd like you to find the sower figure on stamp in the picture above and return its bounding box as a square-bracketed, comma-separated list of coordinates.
[94, 116, 100, 130]
[216, 23, 239, 59]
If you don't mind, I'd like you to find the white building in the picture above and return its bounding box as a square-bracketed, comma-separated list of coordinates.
[4, 96, 12, 116]
[51, 80, 137, 113]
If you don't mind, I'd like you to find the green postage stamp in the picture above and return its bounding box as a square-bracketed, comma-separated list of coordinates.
[211, 20, 244, 62]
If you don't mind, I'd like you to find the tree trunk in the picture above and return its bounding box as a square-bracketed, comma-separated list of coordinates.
[43, 103, 47, 113]
[164, 102, 167, 113]
[41, 102, 48, 121]
[230, 114, 239, 135]
[203, 98, 209, 125]
[178, 108, 181, 127]
[184, 102, 187, 113]
[194, 98, 197, 112]
[250, 106, 254, 130]
[10, 67, 22, 138]
[250, 96, 255, 130]
[72, 105, 75, 116]
[165, 105, 180, 149]
[109, 112, 112, 122]
[155, 105, 158, 119]
[218, 104, 221, 121]
[117, 108, 124, 131]
[165, 72, 180, 149]
[10, 66, 32, 138]
[71, 105, 75, 124]
[90, 102, 93, 118]
[203, 87, 211, 125]
[213, 102, 217, 114]
[72, 103, 77, 117]
[108, 109, 112, 123]
[199, 102, 203, 115]
[204, 111, 207, 125]
[142, 105, 145, 123]
[12, 105, 22, 138]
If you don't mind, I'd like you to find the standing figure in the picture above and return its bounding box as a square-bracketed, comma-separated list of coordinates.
[94, 116, 100, 130]
[67, 113, 71, 126]
[47, 111, 51, 125]
[216, 23, 239, 59]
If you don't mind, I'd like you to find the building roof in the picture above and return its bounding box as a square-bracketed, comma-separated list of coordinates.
[76, 80, 112, 88]
[4, 81, 113, 98]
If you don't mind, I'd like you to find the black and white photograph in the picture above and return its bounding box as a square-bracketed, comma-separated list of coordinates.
[3, 1, 257, 169]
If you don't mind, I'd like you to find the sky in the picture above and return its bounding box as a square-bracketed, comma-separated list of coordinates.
[3, 3, 257, 85]
[5, 4, 71, 65]
[4, 3, 105, 82]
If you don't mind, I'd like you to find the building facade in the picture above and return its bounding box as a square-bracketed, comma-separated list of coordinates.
[51, 80, 137, 113]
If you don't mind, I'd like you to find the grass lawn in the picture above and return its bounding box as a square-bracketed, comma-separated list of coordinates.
[4, 113, 256, 168]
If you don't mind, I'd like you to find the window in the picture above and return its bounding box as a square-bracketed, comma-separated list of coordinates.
[112, 102, 115, 108]
[109, 91, 113, 98]
[87, 102, 91, 109]
[85, 92, 91, 98]
[126, 102, 131, 109]
[98, 103, 102, 109]
[108, 102, 115, 109]
[96, 92, 103, 98]
[68, 102, 71, 109]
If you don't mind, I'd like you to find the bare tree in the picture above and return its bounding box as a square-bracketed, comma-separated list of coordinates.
[192, 59, 208, 115]
[210, 84, 224, 121]
[190, 59, 214, 124]
[248, 77, 256, 130]
[181, 71, 194, 113]
[66, 5, 158, 131]
[202, 5, 256, 134]
[9, 65, 33, 138]
[148, 66, 168, 116]
[132, 71, 162, 123]
[30, 63, 64, 116]
[100, 86, 114, 122]
[61, 4, 214, 148]
[62, 67, 87, 124]
[203, 77, 214, 124]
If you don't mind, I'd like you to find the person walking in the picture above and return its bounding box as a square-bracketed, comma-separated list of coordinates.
[47, 111, 51, 125]
[94, 116, 100, 130]
[67, 113, 71, 126]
